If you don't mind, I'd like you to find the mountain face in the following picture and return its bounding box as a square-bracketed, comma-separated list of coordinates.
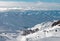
[16, 20, 60, 41]
[0, 10, 60, 31]
[0, 18, 60, 41]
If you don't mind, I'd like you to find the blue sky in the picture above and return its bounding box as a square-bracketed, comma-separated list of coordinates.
[0, 0, 60, 3]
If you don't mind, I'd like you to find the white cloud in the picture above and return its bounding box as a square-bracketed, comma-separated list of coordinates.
[0, 1, 60, 10]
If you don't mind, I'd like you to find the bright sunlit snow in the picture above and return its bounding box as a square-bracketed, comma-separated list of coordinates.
[0, 20, 60, 41]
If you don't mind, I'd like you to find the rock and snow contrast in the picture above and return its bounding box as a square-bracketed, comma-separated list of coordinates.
[0, 10, 60, 41]
[16, 20, 60, 41]
[0, 20, 60, 41]
[0, 1, 60, 41]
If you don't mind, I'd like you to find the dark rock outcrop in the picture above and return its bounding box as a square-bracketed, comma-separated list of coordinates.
[52, 20, 60, 27]
[22, 28, 39, 36]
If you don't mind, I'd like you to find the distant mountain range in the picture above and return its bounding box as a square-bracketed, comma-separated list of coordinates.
[0, 10, 60, 31]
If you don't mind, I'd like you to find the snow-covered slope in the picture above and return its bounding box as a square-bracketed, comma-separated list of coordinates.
[0, 10, 60, 41]
[16, 20, 60, 41]
[0, 20, 60, 41]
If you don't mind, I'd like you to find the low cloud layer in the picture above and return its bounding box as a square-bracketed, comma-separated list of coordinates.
[0, 2, 60, 10]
